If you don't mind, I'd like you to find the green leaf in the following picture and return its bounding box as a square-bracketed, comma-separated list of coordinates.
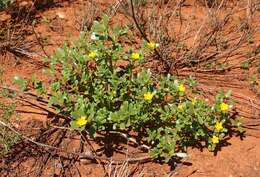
[13, 76, 28, 91]
[70, 120, 85, 131]
[31, 75, 45, 94]
[225, 90, 232, 98]
[71, 108, 85, 119]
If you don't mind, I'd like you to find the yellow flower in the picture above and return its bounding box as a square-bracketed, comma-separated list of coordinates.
[88, 51, 97, 59]
[220, 102, 229, 112]
[215, 121, 223, 132]
[211, 135, 219, 144]
[131, 52, 141, 60]
[147, 42, 158, 49]
[178, 84, 185, 93]
[75, 116, 88, 127]
[178, 103, 184, 110]
[144, 92, 154, 101]
[192, 98, 197, 105]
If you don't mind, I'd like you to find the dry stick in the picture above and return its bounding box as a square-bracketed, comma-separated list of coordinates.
[243, 122, 260, 126]
[177, 0, 183, 38]
[98, 130, 150, 151]
[129, 0, 149, 42]
[17, 98, 55, 115]
[242, 125, 260, 131]
[169, 0, 184, 75]
[0, 86, 41, 100]
[37, 129, 68, 177]
[50, 125, 75, 131]
[108, 0, 124, 17]
[232, 93, 260, 108]
[80, 132, 151, 164]
[32, 24, 50, 59]
[0, 86, 66, 119]
[245, 133, 260, 139]
[80, 132, 103, 165]
[249, 98, 259, 119]
[73, 162, 82, 177]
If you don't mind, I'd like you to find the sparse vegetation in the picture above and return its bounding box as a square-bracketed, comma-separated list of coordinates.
[0, 68, 19, 156]
[0, 101, 19, 156]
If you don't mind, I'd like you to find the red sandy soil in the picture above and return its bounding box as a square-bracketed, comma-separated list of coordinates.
[0, 0, 260, 176]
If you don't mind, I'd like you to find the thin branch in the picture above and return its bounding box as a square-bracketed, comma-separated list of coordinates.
[32, 23, 50, 59]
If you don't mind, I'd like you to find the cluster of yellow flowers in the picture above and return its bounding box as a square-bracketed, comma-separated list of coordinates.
[211, 121, 224, 144]
[210, 103, 230, 144]
[143, 83, 186, 102]
[85, 45, 230, 147]
[131, 41, 159, 60]
[88, 41, 159, 61]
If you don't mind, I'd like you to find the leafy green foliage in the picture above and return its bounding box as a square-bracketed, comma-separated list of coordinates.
[0, 0, 13, 10]
[15, 15, 241, 162]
